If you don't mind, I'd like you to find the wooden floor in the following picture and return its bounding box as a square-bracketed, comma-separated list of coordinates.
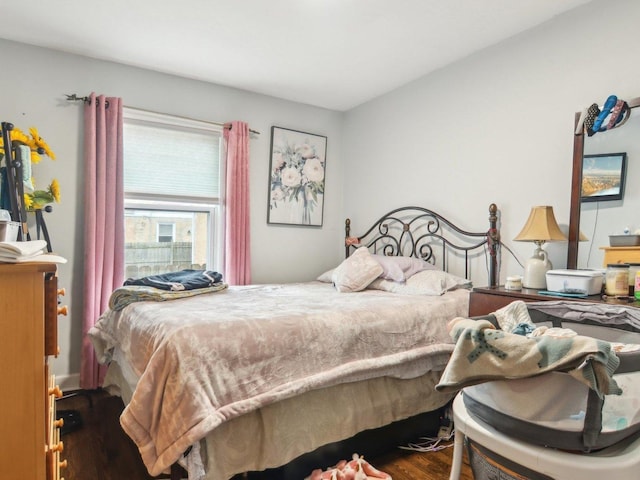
[57, 390, 473, 480]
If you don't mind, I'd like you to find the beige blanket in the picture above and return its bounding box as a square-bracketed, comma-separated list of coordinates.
[89, 282, 468, 476]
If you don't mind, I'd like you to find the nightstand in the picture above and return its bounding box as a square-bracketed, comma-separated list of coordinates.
[468, 285, 637, 317]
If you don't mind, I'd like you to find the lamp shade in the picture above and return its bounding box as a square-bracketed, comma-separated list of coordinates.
[514, 206, 567, 243]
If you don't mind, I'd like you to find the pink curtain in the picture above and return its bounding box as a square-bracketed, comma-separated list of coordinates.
[223, 121, 251, 285]
[80, 93, 124, 389]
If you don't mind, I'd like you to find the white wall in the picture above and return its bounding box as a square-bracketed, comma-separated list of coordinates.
[0, 40, 345, 387]
[4, 0, 640, 387]
[343, 0, 640, 286]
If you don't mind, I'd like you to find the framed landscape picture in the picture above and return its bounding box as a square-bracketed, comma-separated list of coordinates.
[267, 126, 327, 226]
[581, 152, 627, 202]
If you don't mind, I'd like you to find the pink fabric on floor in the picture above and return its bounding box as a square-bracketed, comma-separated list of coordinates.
[307, 454, 392, 480]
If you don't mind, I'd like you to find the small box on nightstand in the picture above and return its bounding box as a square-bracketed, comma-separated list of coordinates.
[545, 269, 604, 296]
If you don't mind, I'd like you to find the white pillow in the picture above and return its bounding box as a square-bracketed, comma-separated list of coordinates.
[331, 247, 384, 292]
[316, 268, 334, 283]
[371, 254, 438, 282]
[368, 270, 471, 296]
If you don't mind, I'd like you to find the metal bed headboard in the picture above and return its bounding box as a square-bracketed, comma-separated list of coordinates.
[345, 203, 499, 287]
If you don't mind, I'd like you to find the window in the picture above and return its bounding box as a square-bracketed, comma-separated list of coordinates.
[157, 223, 175, 243]
[123, 108, 223, 279]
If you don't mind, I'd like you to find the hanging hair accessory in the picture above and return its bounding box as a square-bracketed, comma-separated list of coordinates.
[592, 94, 618, 132]
[584, 103, 600, 137]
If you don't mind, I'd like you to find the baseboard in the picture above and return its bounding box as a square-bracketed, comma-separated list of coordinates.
[56, 373, 81, 392]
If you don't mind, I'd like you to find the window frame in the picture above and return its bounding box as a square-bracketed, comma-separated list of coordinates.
[122, 107, 224, 272]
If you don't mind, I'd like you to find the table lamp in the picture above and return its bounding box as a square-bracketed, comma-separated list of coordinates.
[514, 206, 567, 289]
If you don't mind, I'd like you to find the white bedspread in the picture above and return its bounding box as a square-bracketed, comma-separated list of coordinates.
[89, 282, 468, 476]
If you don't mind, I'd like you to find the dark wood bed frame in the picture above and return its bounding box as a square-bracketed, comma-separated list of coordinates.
[241, 203, 501, 479]
[164, 203, 501, 480]
[345, 203, 499, 287]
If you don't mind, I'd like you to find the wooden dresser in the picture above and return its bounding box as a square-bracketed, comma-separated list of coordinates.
[0, 262, 68, 479]
[600, 246, 640, 265]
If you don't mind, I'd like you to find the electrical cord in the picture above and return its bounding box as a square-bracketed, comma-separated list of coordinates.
[398, 430, 456, 452]
[499, 240, 524, 269]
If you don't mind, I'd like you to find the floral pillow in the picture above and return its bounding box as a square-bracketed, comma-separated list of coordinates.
[331, 247, 384, 292]
[371, 254, 438, 282]
[368, 270, 471, 296]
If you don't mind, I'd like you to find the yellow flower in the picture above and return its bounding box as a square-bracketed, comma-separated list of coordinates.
[0, 126, 56, 161]
[49, 179, 61, 203]
[23, 193, 33, 210]
[29, 127, 56, 160]
[1, 125, 60, 209]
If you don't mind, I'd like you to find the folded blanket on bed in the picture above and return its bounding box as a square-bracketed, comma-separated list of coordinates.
[435, 317, 622, 398]
[124, 269, 223, 291]
[109, 282, 228, 311]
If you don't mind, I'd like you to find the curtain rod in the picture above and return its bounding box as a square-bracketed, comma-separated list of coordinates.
[64, 94, 260, 136]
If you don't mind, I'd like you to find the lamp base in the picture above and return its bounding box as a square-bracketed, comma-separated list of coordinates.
[522, 247, 552, 290]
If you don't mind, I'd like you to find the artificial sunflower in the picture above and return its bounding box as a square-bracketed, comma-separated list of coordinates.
[27, 179, 61, 210]
[0, 124, 60, 211]
[0, 126, 56, 163]
[29, 126, 56, 162]
[23, 193, 33, 210]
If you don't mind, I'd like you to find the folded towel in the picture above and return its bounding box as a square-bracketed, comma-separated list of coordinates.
[17, 145, 34, 192]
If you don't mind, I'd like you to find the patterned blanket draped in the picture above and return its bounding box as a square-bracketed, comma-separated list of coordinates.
[88, 283, 469, 476]
[435, 317, 622, 397]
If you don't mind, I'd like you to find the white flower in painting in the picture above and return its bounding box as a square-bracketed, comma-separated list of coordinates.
[281, 166, 302, 187]
[302, 157, 324, 182]
[296, 143, 315, 159]
[271, 186, 284, 202]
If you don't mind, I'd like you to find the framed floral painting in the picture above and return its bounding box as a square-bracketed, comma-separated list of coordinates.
[267, 126, 327, 226]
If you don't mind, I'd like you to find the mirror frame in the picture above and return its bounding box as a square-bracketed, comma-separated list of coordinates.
[567, 96, 640, 269]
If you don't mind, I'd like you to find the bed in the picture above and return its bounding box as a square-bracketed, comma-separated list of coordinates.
[88, 203, 500, 480]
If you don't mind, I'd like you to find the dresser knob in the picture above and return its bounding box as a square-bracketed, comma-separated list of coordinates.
[59, 459, 68, 469]
[48, 386, 63, 398]
[57, 287, 66, 296]
[54, 418, 64, 428]
[58, 305, 68, 316]
[51, 441, 64, 452]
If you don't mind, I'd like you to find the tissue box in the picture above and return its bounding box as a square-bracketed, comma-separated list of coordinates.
[545, 269, 604, 295]
[0, 220, 19, 242]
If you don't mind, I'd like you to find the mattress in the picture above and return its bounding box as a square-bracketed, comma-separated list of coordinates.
[91, 282, 468, 479]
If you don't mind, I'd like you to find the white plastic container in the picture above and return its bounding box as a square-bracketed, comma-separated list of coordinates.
[0, 220, 19, 242]
[545, 269, 604, 295]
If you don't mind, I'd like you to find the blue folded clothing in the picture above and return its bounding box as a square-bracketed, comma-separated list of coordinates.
[124, 269, 223, 291]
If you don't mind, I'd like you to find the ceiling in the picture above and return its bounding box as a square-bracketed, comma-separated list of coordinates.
[0, 0, 594, 111]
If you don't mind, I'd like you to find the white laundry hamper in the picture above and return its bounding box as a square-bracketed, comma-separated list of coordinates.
[448, 301, 640, 480]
